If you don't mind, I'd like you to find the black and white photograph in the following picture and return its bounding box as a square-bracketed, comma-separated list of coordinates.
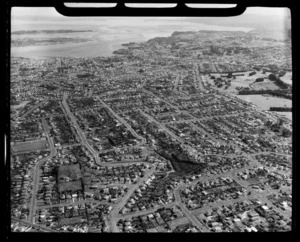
[8, 2, 293, 233]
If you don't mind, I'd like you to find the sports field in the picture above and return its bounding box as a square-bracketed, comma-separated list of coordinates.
[12, 140, 48, 152]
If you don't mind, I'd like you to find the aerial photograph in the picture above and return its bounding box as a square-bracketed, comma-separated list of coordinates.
[9, 5, 292, 233]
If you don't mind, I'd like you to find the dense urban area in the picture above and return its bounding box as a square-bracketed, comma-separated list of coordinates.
[10, 29, 292, 233]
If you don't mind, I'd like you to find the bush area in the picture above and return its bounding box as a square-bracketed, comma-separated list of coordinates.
[268, 74, 290, 89]
[238, 89, 292, 100]
[269, 107, 292, 112]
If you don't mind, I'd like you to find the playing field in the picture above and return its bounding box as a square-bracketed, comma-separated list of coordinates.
[58, 180, 82, 193]
[12, 140, 48, 152]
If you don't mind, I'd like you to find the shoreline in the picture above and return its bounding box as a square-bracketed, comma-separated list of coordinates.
[11, 26, 254, 58]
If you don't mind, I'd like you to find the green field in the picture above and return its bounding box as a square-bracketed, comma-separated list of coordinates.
[58, 164, 82, 180]
[58, 180, 82, 193]
[12, 140, 48, 152]
[237, 95, 292, 110]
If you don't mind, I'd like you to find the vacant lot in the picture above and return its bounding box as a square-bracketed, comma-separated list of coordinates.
[280, 71, 292, 85]
[58, 164, 82, 180]
[59, 216, 83, 226]
[250, 80, 279, 91]
[12, 140, 48, 152]
[58, 180, 82, 193]
[237, 95, 292, 110]
[58, 164, 83, 192]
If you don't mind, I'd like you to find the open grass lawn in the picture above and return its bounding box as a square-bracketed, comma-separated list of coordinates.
[251, 81, 279, 91]
[237, 95, 292, 110]
[12, 140, 48, 152]
[58, 164, 82, 180]
[246, 177, 267, 185]
[58, 180, 83, 193]
[59, 216, 83, 226]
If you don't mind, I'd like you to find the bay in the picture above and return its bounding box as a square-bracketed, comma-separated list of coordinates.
[11, 18, 253, 58]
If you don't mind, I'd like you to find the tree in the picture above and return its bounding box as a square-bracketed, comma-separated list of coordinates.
[269, 73, 277, 81]
[264, 120, 273, 127]
[255, 78, 264, 82]
[278, 118, 284, 126]
[281, 127, 292, 137]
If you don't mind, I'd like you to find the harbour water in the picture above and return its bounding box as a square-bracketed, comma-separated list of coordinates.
[11, 17, 253, 58]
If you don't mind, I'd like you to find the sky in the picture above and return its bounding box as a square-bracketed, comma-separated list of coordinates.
[11, 6, 291, 34]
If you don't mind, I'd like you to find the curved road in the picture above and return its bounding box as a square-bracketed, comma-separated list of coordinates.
[28, 118, 57, 223]
[108, 164, 157, 232]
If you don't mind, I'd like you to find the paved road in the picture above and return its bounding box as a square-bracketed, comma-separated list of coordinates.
[37, 199, 110, 210]
[170, 89, 189, 97]
[189, 196, 248, 216]
[62, 94, 100, 164]
[139, 109, 238, 161]
[189, 121, 223, 144]
[63, 94, 153, 163]
[140, 110, 187, 145]
[171, 157, 291, 229]
[180, 163, 259, 189]
[100, 160, 149, 167]
[97, 97, 146, 146]
[194, 63, 204, 91]
[231, 175, 291, 220]
[164, 110, 253, 123]
[19, 101, 44, 119]
[174, 186, 209, 232]
[21, 90, 291, 232]
[116, 203, 176, 221]
[97, 143, 146, 155]
[173, 74, 180, 91]
[142, 88, 183, 114]
[12, 217, 59, 233]
[28, 119, 57, 223]
[108, 164, 157, 232]
[168, 156, 284, 231]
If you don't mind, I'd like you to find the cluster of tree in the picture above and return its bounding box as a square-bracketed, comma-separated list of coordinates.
[281, 127, 292, 137]
[254, 78, 264, 82]
[269, 107, 292, 112]
[210, 45, 224, 55]
[113, 48, 130, 55]
[264, 119, 292, 137]
[39, 84, 58, 91]
[77, 73, 93, 78]
[238, 89, 292, 100]
[220, 72, 242, 78]
[268, 73, 290, 89]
